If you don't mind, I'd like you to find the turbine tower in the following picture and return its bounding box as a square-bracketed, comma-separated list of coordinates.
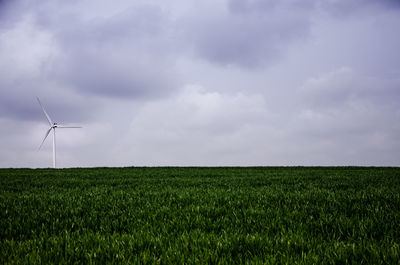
[37, 97, 81, 168]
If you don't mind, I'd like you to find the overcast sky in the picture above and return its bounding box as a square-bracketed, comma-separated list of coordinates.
[1, 0, 399, 167]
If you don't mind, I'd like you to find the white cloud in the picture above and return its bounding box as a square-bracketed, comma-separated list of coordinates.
[107, 85, 274, 165]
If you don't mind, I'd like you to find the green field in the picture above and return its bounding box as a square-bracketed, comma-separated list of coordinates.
[1, 167, 400, 264]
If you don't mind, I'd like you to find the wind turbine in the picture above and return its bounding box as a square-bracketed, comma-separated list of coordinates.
[37, 97, 81, 168]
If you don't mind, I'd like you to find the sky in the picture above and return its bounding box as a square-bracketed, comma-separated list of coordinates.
[0, 0, 399, 168]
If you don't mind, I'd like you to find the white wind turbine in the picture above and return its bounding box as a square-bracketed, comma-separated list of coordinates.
[37, 97, 82, 168]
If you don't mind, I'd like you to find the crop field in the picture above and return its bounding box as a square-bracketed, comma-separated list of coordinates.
[1, 167, 400, 264]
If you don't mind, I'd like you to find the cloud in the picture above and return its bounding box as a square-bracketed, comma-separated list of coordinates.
[227, 0, 316, 14]
[300, 67, 400, 110]
[0, 0, 399, 167]
[0, 0, 182, 124]
[180, 1, 311, 68]
[229, 0, 400, 21]
[316, 0, 400, 16]
[114, 85, 275, 165]
[43, 3, 179, 99]
[179, 0, 400, 69]
[0, 15, 101, 123]
[290, 67, 400, 165]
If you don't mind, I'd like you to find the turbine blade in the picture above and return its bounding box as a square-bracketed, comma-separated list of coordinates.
[57, 126, 82, 128]
[36, 97, 53, 126]
[38, 128, 52, 151]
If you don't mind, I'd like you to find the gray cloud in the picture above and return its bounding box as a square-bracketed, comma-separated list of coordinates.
[43, 3, 179, 99]
[0, 13, 94, 123]
[289, 67, 400, 165]
[179, 0, 400, 69]
[56, 50, 177, 99]
[0, 0, 399, 167]
[181, 1, 310, 68]
[300, 68, 400, 110]
[228, 0, 400, 18]
[228, 0, 316, 14]
[318, 0, 400, 14]
[0, 1, 180, 123]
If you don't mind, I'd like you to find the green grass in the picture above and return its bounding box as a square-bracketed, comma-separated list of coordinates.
[1, 167, 400, 264]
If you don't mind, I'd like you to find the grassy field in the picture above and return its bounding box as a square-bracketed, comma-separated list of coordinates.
[1, 167, 400, 264]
